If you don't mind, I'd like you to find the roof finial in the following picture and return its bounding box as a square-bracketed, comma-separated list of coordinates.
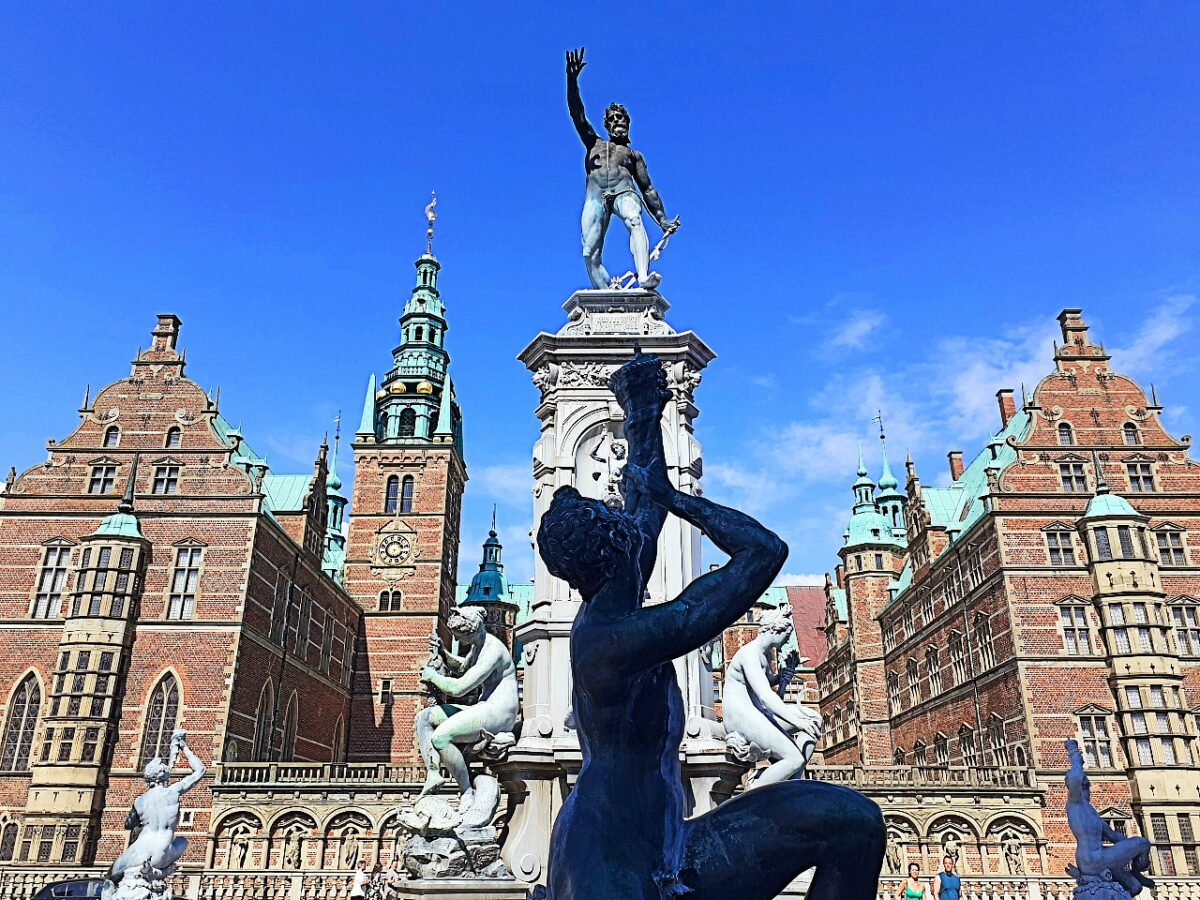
[1092, 450, 1109, 495]
[491, 503, 498, 536]
[81, 384, 91, 410]
[856, 441, 867, 477]
[425, 191, 438, 254]
[873, 409, 885, 442]
[1151, 383, 1160, 407]
[119, 454, 140, 514]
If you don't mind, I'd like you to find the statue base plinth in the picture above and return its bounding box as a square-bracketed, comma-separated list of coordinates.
[394, 877, 530, 900]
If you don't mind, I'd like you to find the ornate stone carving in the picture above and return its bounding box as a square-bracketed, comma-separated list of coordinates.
[393, 774, 510, 879]
[102, 730, 205, 900]
[722, 608, 821, 787]
[558, 361, 617, 388]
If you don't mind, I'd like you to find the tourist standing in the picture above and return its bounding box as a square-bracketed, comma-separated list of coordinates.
[896, 862, 929, 900]
[349, 863, 369, 899]
[385, 859, 403, 898]
[932, 856, 962, 900]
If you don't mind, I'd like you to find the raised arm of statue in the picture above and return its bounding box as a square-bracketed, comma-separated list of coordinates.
[172, 730, 206, 795]
[566, 47, 599, 148]
[632, 152, 678, 233]
[620, 463, 787, 669]
[1065, 738, 1086, 802]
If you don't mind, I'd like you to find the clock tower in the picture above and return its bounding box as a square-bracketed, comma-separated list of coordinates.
[344, 202, 467, 763]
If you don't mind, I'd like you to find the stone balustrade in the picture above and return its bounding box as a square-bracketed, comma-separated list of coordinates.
[214, 762, 426, 788]
[811, 764, 1039, 791]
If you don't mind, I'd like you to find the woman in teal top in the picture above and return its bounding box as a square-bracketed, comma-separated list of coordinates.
[933, 856, 962, 900]
[896, 862, 929, 900]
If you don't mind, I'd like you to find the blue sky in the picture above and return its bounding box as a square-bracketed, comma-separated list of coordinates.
[1, 4, 1198, 586]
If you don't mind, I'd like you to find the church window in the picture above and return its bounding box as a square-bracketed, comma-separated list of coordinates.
[32, 545, 70, 619]
[1127, 462, 1155, 493]
[1158, 531, 1187, 566]
[280, 694, 298, 762]
[0, 823, 16, 861]
[1, 675, 41, 771]
[400, 476, 415, 514]
[1046, 531, 1075, 566]
[886, 673, 900, 715]
[958, 727, 978, 767]
[988, 717, 1008, 765]
[252, 681, 274, 761]
[1124, 423, 1141, 446]
[976, 614, 996, 669]
[1057, 422, 1074, 445]
[1118, 526, 1137, 559]
[1078, 714, 1113, 767]
[907, 658, 920, 706]
[934, 733, 949, 766]
[1059, 462, 1088, 493]
[948, 632, 967, 686]
[151, 465, 179, 495]
[398, 407, 417, 439]
[88, 465, 117, 495]
[926, 646, 942, 694]
[167, 547, 202, 620]
[165, 427, 181, 449]
[1060, 606, 1091, 655]
[1172, 606, 1200, 655]
[1094, 528, 1113, 561]
[103, 426, 120, 448]
[384, 476, 399, 514]
[139, 674, 180, 769]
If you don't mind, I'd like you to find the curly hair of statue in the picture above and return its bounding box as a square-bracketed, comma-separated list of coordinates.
[537, 486, 639, 592]
[604, 102, 629, 127]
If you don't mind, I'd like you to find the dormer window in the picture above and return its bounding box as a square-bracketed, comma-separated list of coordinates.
[1123, 423, 1140, 446]
[103, 426, 120, 449]
[1057, 422, 1074, 446]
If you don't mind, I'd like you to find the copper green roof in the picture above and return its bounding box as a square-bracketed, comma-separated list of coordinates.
[1082, 491, 1142, 520]
[262, 474, 312, 513]
[92, 511, 143, 539]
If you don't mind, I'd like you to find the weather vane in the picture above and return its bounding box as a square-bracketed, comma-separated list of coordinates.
[424, 191, 438, 253]
[874, 410, 885, 442]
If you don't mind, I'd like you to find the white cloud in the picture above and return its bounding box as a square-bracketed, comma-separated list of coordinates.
[774, 572, 825, 586]
[1110, 294, 1196, 378]
[829, 308, 886, 349]
[469, 462, 531, 507]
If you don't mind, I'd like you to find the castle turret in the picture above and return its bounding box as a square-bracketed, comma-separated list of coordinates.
[463, 510, 519, 651]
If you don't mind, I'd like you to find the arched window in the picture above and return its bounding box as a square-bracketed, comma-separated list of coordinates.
[398, 408, 416, 438]
[1057, 422, 1074, 446]
[384, 476, 399, 514]
[1, 674, 41, 772]
[165, 426, 182, 449]
[280, 694, 298, 762]
[415, 326, 424, 342]
[252, 681, 274, 762]
[379, 411, 390, 438]
[103, 426, 120, 448]
[400, 476, 415, 514]
[0, 822, 16, 861]
[139, 674, 180, 768]
[379, 590, 402, 612]
[1124, 423, 1140, 446]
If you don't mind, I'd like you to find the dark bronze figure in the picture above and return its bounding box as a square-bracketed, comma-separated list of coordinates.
[533, 351, 885, 900]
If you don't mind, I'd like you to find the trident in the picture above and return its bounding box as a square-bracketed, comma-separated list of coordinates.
[609, 219, 680, 290]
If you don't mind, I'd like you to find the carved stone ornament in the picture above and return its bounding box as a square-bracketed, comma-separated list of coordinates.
[370, 518, 418, 577]
[559, 362, 617, 388]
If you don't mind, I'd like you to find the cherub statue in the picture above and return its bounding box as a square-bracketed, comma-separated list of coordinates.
[417, 607, 519, 809]
[1065, 738, 1153, 898]
[103, 730, 205, 900]
[722, 607, 822, 788]
[532, 350, 884, 900]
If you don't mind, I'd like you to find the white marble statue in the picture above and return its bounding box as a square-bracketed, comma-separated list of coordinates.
[418, 607, 519, 808]
[103, 729, 206, 900]
[723, 608, 822, 788]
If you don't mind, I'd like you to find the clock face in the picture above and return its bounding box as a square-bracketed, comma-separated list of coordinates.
[380, 535, 410, 562]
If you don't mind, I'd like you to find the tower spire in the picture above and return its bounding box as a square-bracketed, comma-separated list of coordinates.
[119, 454, 140, 514]
[356, 374, 378, 441]
[433, 375, 455, 442]
[1092, 450, 1109, 495]
[424, 191, 437, 255]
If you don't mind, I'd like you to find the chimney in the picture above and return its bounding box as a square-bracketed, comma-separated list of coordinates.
[996, 389, 1015, 427]
[947, 451, 964, 481]
[1057, 308, 1089, 346]
[152, 314, 182, 352]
